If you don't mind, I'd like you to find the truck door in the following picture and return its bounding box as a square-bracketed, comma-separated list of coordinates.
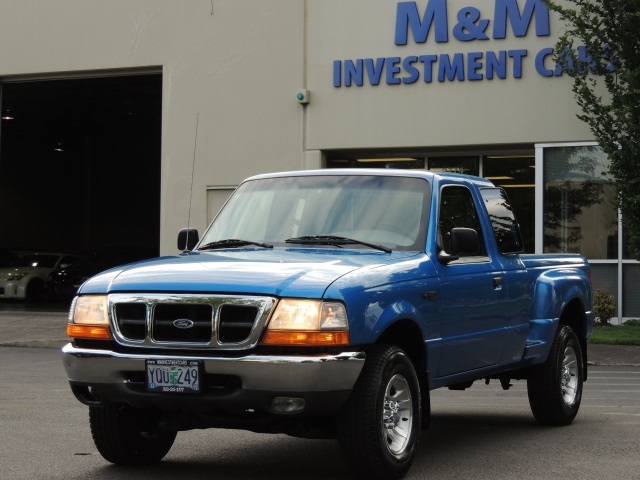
[479, 187, 530, 366]
[434, 185, 508, 377]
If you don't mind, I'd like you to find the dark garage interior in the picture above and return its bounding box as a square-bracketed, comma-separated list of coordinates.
[0, 74, 162, 265]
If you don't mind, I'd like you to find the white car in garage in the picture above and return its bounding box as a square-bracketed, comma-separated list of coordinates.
[0, 253, 81, 300]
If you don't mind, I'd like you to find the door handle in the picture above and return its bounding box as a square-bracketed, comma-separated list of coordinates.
[493, 276, 503, 288]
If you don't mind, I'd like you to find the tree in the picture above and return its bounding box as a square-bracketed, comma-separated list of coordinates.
[544, 0, 640, 259]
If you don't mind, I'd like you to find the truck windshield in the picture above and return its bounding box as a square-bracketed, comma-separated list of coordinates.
[199, 174, 431, 252]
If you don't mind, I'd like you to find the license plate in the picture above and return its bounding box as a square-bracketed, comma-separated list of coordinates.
[146, 359, 201, 393]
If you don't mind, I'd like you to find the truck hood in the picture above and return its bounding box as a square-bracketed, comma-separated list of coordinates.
[78, 248, 420, 298]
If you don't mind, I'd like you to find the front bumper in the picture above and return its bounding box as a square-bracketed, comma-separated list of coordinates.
[62, 343, 365, 417]
[0, 281, 26, 299]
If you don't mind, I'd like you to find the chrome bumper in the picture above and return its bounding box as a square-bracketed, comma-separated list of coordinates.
[62, 343, 365, 393]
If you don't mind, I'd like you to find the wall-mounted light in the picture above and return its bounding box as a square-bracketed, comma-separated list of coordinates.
[54, 141, 64, 152]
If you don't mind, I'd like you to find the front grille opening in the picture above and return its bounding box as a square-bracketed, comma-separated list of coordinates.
[153, 303, 213, 343]
[115, 303, 147, 340]
[218, 305, 259, 343]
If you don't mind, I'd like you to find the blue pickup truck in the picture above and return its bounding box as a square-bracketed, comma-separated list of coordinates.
[62, 169, 593, 479]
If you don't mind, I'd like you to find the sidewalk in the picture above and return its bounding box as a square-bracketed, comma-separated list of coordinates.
[1, 308, 639, 366]
[587, 343, 640, 367]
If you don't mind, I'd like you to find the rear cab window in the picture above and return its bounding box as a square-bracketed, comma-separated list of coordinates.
[480, 188, 524, 255]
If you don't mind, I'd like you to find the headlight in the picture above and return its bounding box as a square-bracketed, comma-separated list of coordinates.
[262, 299, 349, 346]
[67, 295, 112, 340]
[7, 273, 28, 281]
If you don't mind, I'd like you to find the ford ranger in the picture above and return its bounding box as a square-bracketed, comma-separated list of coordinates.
[62, 169, 593, 479]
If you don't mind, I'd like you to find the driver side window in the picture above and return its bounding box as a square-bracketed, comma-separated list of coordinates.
[438, 186, 485, 257]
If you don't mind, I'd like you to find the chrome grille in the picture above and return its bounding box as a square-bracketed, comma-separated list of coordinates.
[153, 303, 213, 342]
[114, 303, 146, 340]
[218, 304, 261, 343]
[109, 294, 276, 350]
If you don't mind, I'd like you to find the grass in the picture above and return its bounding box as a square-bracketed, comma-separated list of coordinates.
[589, 324, 640, 346]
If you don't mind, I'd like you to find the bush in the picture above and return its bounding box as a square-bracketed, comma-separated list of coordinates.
[593, 289, 616, 325]
[624, 319, 640, 326]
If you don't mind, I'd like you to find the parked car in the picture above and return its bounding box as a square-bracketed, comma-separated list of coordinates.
[49, 257, 100, 299]
[49, 246, 156, 298]
[0, 252, 82, 300]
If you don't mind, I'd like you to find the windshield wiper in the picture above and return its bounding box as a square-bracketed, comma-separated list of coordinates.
[198, 239, 273, 250]
[285, 235, 391, 253]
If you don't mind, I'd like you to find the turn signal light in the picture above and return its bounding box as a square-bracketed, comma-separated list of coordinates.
[67, 324, 112, 340]
[262, 330, 349, 346]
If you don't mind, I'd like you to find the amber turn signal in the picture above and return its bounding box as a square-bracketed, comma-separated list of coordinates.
[261, 330, 349, 346]
[67, 324, 112, 340]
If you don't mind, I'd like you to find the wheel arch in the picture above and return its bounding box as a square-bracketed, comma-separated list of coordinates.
[558, 297, 590, 381]
[374, 318, 431, 430]
[375, 318, 426, 374]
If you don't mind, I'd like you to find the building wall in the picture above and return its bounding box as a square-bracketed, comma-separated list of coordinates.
[0, 0, 307, 254]
[0, 0, 596, 254]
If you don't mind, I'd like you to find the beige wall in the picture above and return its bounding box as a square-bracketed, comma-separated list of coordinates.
[0, 1, 307, 254]
[0, 0, 596, 254]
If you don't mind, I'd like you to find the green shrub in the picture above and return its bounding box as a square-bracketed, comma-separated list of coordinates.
[593, 289, 616, 325]
[624, 319, 640, 326]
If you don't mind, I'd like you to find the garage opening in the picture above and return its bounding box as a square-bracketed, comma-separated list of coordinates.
[0, 73, 162, 266]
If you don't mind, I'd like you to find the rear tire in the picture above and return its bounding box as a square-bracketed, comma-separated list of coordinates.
[338, 344, 421, 480]
[89, 405, 177, 465]
[527, 325, 584, 426]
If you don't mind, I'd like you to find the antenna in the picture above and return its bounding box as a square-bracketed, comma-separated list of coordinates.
[187, 113, 199, 231]
[181, 113, 200, 253]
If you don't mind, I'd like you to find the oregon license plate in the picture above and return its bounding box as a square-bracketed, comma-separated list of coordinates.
[146, 359, 201, 393]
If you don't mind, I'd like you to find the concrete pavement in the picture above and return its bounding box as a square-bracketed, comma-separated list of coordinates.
[1, 304, 639, 366]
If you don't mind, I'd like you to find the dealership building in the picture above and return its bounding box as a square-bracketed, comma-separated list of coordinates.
[0, 0, 635, 321]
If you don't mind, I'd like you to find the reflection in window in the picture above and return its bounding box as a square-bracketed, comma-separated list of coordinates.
[623, 264, 640, 317]
[543, 146, 616, 258]
[202, 175, 430, 251]
[483, 155, 535, 254]
[590, 264, 618, 317]
[326, 157, 425, 169]
[479, 188, 524, 254]
[438, 186, 485, 256]
[428, 156, 479, 176]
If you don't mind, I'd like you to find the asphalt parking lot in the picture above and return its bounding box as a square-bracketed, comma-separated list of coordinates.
[1, 301, 639, 480]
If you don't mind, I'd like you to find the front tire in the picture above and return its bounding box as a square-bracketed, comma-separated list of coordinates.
[89, 405, 177, 465]
[338, 344, 421, 480]
[527, 325, 584, 426]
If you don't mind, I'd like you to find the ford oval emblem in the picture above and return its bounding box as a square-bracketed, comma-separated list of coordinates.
[173, 318, 195, 329]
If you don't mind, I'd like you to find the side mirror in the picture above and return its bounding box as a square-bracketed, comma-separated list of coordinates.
[177, 228, 199, 252]
[451, 227, 480, 256]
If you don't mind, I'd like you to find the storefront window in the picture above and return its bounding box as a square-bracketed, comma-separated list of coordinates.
[622, 229, 633, 260]
[326, 157, 425, 169]
[543, 146, 616, 258]
[590, 264, 619, 317]
[623, 264, 640, 317]
[427, 156, 478, 176]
